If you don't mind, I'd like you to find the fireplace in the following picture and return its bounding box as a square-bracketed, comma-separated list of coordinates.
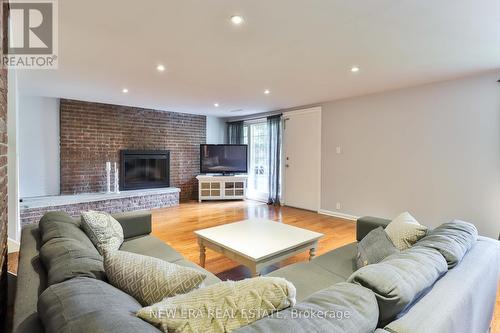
[120, 150, 170, 190]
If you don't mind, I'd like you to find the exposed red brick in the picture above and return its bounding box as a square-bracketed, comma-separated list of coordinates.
[0, 2, 8, 326]
[59, 99, 206, 201]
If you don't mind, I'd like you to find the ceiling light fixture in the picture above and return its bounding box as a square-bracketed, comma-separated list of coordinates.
[122, 88, 129, 93]
[156, 64, 165, 72]
[214, 103, 219, 107]
[230, 15, 244, 25]
[351, 66, 360, 73]
[264, 89, 270, 95]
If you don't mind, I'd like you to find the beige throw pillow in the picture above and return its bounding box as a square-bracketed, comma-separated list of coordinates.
[384, 212, 427, 250]
[81, 210, 124, 255]
[137, 277, 296, 333]
[104, 250, 206, 306]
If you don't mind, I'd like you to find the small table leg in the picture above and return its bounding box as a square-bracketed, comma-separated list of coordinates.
[250, 265, 260, 278]
[309, 247, 317, 261]
[198, 239, 206, 267]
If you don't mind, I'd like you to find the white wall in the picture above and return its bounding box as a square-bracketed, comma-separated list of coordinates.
[19, 96, 60, 197]
[206, 116, 226, 144]
[320, 71, 500, 238]
[7, 70, 20, 243]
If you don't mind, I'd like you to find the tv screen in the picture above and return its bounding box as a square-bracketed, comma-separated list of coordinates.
[200, 144, 248, 174]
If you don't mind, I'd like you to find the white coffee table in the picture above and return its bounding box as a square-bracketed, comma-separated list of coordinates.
[194, 219, 324, 277]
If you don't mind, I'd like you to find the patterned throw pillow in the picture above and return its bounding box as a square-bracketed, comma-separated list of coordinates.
[103, 250, 206, 306]
[81, 211, 124, 255]
[384, 212, 427, 250]
[137, 277, 296, 333]
[356, 227, 399, 269]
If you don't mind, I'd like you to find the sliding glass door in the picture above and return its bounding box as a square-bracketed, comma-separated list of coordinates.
[243, 121, 269, 201]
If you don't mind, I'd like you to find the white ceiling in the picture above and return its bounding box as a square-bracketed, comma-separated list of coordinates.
[18, 0, 500, 117]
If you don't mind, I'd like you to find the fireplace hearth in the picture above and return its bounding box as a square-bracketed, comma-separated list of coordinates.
[120, 150, 170, 190]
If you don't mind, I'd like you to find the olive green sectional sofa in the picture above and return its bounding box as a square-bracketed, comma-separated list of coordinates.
[12, 211, 500, 333]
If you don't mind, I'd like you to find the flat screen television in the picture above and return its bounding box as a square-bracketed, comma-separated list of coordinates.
[200, 144, 248, 174]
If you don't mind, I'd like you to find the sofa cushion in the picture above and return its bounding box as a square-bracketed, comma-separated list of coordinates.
[120, 235, 184, 262]
[384, 212, 427, 250]
[38, 211, 105, 286]
[137, 277, 296, 333]
[81, 211, 124, 255]
[384, 237, 500, 333]
[267, 262, 345, 302]
[235, 282, 379, 333]
[415, 220, 478, 268]
[39, 211, 82, 245]
[310, 242, 358, 279]
[38, 277, 161, 333]
[104, 250, 206, 306]
[40, 238, 106, 286]
[347, 246, 447, 326]
[356, 227, 399, 269]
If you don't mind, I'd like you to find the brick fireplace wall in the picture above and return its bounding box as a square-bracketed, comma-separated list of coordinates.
[60, 99, 206, 201]
[0, 2, 8, 326]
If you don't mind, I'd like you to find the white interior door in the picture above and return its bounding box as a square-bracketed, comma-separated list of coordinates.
[283, 107, 321, 211]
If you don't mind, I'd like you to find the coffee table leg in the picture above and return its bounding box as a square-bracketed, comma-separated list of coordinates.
[250, 266, 260, 278]
[309, 246, 317, 261]
[198, 239, 206, 267]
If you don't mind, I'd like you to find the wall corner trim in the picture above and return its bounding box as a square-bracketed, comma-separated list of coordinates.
[318, 209, 358, 221]
[7, 238, 20, 253]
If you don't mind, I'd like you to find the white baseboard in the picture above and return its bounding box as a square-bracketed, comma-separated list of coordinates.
[8, 238, 20, 253]
[318, 209, 358, 221]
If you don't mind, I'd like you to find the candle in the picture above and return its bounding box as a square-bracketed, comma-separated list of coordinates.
[114, 162, 120, 193]
[105, 162, 111, 193]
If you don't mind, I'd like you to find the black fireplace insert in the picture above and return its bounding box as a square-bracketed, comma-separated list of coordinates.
[120, 150, 170, 190]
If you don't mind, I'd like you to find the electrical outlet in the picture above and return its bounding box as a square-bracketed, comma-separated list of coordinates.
[336, 146, 341, 154]
[336, 202, 341, 210]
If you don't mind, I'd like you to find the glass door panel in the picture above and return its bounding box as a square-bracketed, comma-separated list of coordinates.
[245, 121, 269, 201]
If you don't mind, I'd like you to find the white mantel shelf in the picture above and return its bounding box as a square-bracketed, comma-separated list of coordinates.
[21, 187, 181, 209]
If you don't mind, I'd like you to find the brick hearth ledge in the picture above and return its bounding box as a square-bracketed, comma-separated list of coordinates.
[20, 188, 180, 226]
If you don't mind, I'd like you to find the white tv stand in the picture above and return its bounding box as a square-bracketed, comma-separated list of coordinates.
[196, 175, 248, 202]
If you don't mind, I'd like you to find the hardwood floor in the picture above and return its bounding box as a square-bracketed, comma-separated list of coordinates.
[6, 200, 500, 330]
[7, 252, 18, 276]
[152, 200, 356, 279]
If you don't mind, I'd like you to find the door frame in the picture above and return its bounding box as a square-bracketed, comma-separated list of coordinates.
[282, 106, 322, 212]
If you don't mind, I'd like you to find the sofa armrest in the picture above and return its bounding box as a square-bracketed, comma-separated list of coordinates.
[356, 216, 391, 241]
[13, 224, 46, 333]
[112, 210, 152, 239]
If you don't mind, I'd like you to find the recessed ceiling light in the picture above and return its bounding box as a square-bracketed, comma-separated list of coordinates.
[122, 88, 129, 93]
[351, 66, 360, 73]
[214, 103, 219, 107]
[156, 64, 165, 72]
[264, 89, 271, 95]
[230, 15, 244, 25]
